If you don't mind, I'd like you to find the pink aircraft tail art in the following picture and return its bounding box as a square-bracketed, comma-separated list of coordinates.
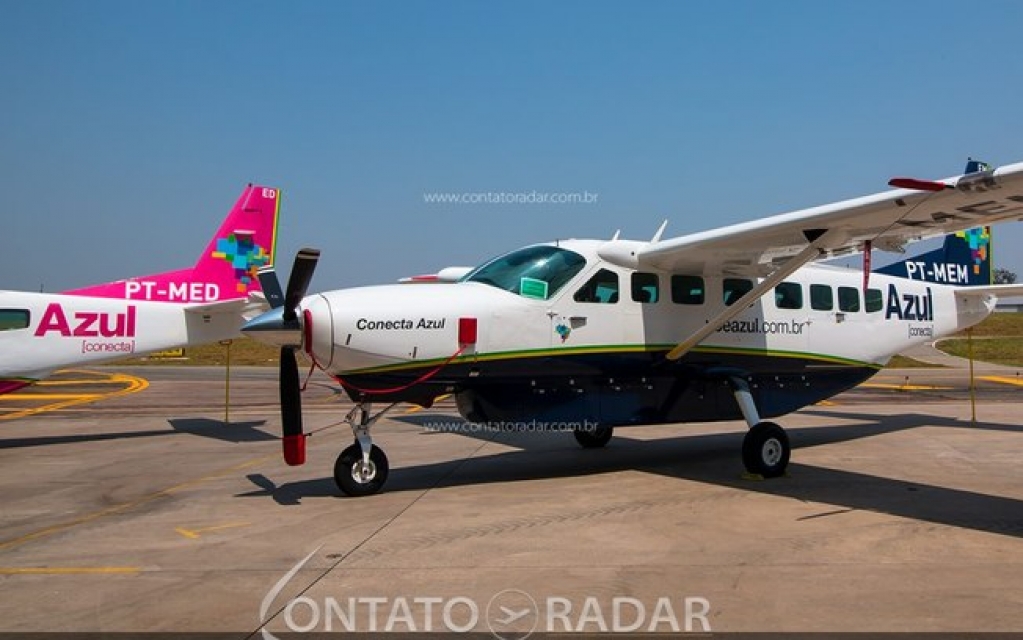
[64, 185, 280, 304]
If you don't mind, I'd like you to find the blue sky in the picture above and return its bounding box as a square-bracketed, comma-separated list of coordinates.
[3, 0, 1022, 292]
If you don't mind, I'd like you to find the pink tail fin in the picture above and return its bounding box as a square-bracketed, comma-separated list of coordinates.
[65, 185, 280, 303]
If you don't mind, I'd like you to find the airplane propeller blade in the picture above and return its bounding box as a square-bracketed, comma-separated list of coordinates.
[257, 265, 285, 309]
[279, 345, 306, 465]
[283, 249, 320, 321]
[242, 248, 321, 466]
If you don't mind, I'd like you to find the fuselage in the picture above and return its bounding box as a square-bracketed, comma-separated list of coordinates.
[0, 291, 252, 384]
[292, 239, 993, 427]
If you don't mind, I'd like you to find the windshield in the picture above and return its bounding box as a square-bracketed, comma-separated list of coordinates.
[462, 245, 587, 300]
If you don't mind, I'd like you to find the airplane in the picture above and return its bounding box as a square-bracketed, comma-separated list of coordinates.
[242, 159, 1023, 497]
[0, 184, 281, 394]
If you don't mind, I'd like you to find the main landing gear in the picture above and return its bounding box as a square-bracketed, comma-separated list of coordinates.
[729, 377, 790, 478]
[334, 403, 397, 496]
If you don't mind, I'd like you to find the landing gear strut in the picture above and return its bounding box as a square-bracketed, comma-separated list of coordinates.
[729, 377, 790, 478]
[334, 403, 397, 496]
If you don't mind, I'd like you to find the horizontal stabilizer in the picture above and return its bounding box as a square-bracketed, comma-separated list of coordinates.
[952, 284, 1023, 299]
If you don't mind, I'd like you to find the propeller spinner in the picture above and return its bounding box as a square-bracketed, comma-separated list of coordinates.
[242, 248, 320, 466]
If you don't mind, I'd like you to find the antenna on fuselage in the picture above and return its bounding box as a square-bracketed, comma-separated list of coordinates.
[651, 219, 669, 243]
[610, 229, 621, 241]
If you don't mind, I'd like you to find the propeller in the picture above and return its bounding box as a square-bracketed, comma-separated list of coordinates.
[245, 248, 320, 465]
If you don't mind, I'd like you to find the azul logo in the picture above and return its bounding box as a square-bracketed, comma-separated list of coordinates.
[212, 232, 272, 294]
[885, 284, 934, 321]
[555, 323, 571, 342]
[956, 227, 990, 277]
[33, 303, 137, 338]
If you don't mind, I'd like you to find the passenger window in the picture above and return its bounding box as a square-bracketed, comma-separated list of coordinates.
[574, 269, 620, 304]
[671, 275, 705, 305]
[838, 286, 860, 312]
[810, 284, 833, 311]
[774, 282, 803, 310]
[0, 309, 30, 331]
[631, 272, 659, 303]
[723, 278, 753, 306]
[865, 288, 883, 313]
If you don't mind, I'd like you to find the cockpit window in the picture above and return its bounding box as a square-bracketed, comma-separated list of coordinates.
[463, 245, 587, 300]
[0, 309, 30, 331]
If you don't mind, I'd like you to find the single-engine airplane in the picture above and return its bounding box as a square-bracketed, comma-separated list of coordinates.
[243, 160, 1023, 496]
[0, 184, 281, 394]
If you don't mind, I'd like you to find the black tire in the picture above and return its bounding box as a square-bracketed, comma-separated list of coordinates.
[741, 421, 789, 478]
[573, 425, 613, 448]
[334, 442, 389, 496]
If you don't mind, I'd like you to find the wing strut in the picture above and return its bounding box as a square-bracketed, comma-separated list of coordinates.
[665, 236, 827, 361]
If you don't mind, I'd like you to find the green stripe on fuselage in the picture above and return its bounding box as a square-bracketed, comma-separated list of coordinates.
[341, 343, 879, 376]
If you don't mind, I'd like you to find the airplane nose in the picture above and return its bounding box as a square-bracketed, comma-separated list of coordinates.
[241, 306, 302, 348]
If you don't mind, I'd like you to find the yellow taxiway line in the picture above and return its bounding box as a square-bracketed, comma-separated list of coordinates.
[979, 375, 1023, 387]
[859, 382, 952, 391]
[0, 567, 141, 575]
[175, 521, 251, 540]
[0, 455, 275, 553]
[0, 371, 148, 421]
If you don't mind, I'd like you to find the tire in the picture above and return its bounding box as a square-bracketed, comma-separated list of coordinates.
[573, 425, 613, 448]
[334, 442, 389, 496]
[741, 421, 790, 478]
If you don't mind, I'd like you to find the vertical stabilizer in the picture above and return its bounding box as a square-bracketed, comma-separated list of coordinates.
[65, 185, 280, 303]
[875, 226, 992, 286]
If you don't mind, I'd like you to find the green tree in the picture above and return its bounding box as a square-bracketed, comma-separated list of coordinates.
[994, 268, 1017, 284]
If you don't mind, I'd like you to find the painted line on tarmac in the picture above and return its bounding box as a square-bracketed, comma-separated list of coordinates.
[175, 521, 251, 540]
[979, 375, 1023, 387]
[0, 393, 102, 400]
[0, 371, 148, 421]
[859, 382, 952, 391]
[0, 454, 275, 553]
[404, 393, 451, 414]
[0, 567, 140, 575]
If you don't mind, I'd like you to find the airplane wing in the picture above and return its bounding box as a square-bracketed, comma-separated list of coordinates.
[640, 161, 1023, 360]
[639, 162, 1023, 275]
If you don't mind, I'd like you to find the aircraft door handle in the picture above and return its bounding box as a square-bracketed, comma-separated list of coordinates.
[569, 316, 587, 328]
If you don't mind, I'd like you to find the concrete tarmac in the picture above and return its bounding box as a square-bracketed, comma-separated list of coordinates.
[0, 366, 1021, 635]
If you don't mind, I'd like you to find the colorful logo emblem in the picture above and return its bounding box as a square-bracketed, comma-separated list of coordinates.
[555, 323, 571, 342]
[954, 227, 990, 276]
[212, 232, 271, 293]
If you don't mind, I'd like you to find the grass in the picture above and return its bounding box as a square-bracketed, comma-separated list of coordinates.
[938, 336, 1023, 367]
[885, 355, 939, 368]
[936, 312, 1023, 367]
[116, 338, 285, 367]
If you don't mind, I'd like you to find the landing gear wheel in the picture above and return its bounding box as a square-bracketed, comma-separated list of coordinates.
[741, 421, 789, 478]
[573, 425, 613, 448]
[334, 442, 389, 497]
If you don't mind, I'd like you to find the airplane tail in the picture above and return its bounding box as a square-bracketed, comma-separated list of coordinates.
[64, 185, 280, 303]
[874, 226, 992, 286]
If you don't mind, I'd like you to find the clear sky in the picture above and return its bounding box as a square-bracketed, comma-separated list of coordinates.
[3, 0, 1022, 293]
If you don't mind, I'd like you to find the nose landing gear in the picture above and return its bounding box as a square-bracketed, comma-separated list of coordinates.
[334, 403, 397, 496]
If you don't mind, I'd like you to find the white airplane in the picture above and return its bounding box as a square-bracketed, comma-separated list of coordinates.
[0, 185, 281, 394]
[243, 159, 1023, 496]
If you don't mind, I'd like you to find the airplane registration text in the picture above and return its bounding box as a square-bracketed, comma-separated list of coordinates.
[125, 281, 220, 302]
